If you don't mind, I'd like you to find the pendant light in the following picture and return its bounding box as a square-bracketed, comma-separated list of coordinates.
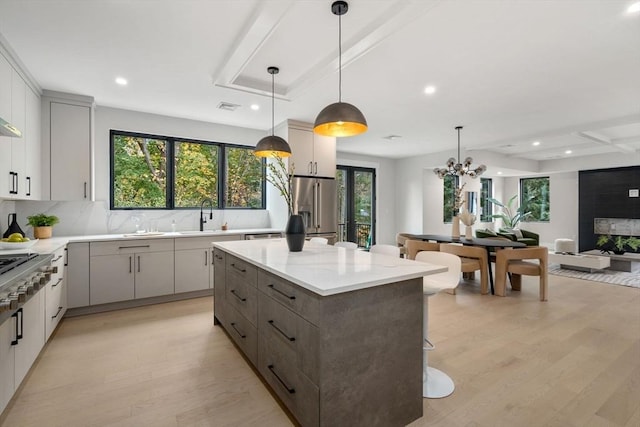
[254, 66, 292, 158]
[433, 126, 487, 178]
[313, 1, 367, 137]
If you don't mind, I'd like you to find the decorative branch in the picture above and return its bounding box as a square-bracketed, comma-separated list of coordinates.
[266, 155, 295, 216]
[453, 183, 466, 213]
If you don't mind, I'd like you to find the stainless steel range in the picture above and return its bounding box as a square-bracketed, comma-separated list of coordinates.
[0, 252, 54, 322]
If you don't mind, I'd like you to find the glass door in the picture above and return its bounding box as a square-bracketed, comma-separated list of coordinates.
[337, 166, 376, 248]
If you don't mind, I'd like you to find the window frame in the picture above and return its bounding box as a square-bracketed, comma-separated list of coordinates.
[519, 176, 550, 222]
[480, 177, 493, 222]
[110, 129, 266, 210]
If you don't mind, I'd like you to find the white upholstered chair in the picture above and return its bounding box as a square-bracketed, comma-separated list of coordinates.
[369, 244, 401, 257]
[414, 251, 461, 398]
[334, 241, 358, 249]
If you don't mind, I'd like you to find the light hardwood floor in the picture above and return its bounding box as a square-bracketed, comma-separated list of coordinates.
[1, 274, 639, 427]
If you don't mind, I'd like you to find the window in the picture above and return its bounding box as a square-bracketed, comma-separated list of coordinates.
[111, 130, 265, 209]
[480, 178, 493, 222]
[520, 177, 550, 222]
[443, 175, 459, 223]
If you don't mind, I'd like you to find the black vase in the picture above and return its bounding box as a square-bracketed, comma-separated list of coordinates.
[285, 214, 305, 252]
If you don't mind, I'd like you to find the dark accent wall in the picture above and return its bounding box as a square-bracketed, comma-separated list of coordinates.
[579, 166, 640, 253]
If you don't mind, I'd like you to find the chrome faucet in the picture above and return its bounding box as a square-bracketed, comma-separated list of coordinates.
[199, 198, 213, 231]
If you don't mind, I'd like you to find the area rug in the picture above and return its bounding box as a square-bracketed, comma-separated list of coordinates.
[549, 264, 640, 288]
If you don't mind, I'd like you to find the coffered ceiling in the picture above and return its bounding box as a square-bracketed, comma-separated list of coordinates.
[1, 0, 639, 163]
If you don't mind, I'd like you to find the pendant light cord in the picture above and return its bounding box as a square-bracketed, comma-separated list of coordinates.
[271, 72, 275, 136]
[338, 11, 342, 103]
[457, 127, 461, 163]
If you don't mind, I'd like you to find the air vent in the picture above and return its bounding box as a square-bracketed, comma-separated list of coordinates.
[217, 102, 241, 111]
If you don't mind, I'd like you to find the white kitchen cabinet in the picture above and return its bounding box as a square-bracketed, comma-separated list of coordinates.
[45, 247, 66, 340]
[14, 291, 44, 388]
[0, 316, 15, 414]
[9, 69, 26, 197]
[0, 53, 13, 198]
[24, 87, 41, 199]
[41, 90, 94, 201]
[276, 120, 336, 178]
[89, 239, 174, 305]
[66, 242, 90, 308]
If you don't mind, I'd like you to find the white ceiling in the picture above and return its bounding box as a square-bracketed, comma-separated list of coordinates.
[1, 0, 639, 163]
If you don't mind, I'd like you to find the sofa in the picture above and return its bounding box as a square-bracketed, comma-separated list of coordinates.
[475, 228, 539, 246]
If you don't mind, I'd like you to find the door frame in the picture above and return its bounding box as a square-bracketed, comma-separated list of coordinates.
[337, 165, 376, 247]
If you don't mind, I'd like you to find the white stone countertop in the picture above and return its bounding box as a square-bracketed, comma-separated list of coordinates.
[213, 239, 446, 296]
[0, 228, 282, 256]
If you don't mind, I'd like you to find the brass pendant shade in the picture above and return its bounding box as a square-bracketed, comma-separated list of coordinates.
[313, 1, 367, 138]
[254, 66, 292, 158]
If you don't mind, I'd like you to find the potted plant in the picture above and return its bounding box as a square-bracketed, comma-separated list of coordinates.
[596, 234, 640, 255]
[266, 156, 303, 251]
[488, 194, 531, 229]
[27, 214, 60, 239]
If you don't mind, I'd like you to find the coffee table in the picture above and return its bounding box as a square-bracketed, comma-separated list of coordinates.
[581, 250, 640, 273]
[548, 252, 610, 273]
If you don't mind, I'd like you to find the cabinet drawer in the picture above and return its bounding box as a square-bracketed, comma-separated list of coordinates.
[226, 305, 257, 365]
[258, 292, 319, 384]
[258, 270, 320, 325]
[226, 255, 257, 288]
[258, 335, 319, 427]
[90, 238, 174, 256]
[226, 275, 257, 326]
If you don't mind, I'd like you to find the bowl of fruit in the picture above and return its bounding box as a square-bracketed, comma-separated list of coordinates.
[0, 233, 38, 250]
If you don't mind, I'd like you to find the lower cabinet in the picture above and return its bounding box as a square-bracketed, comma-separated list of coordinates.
[0, 291, 45, 414]
[89, 239, 174, 305]
[45, 246, 66, 340]
[66, 242, 90, 308]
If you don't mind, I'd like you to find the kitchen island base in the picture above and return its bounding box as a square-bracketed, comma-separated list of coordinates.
[213, 247, 424, 427]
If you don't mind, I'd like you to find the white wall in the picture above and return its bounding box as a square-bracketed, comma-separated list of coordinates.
[337, 151, 396, 245]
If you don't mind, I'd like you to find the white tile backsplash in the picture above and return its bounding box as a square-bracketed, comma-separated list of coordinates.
[1, 199, 271, 238]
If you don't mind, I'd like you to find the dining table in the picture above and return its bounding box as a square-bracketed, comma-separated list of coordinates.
[408, 234, 527, 294]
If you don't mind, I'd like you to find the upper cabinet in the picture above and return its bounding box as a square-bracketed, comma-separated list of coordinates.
[276, 120, 336, 178]
[0, 52, 41, 200]
[41, 90, 94, 201]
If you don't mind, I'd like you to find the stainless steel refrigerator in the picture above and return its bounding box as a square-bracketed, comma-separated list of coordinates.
[292, 176, 337, 241]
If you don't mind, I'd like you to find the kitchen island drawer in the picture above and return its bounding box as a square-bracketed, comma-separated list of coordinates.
[226, 254, 257, 288]
[225, 305, 257, 365]
[226, 274, 257, 326]
[258, 335, 319, 427]
[90, 238, 174, 256]
[258, 291, 319, 384]
[258, 270, 319, 325]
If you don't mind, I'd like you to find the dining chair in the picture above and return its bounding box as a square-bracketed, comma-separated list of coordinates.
[439, 243, 489, 295]
[495, 246, 548, 301]
[369, 244, 400, 257]
[396, 233, 413, 258]
[414, 251, 461, 398]
[334, 241, 357, 249]
[309, 237, 328, 245]
[405, 240, 440, 260]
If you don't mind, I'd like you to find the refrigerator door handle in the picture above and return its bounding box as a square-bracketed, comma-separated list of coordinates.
[316, 181, 321, 228]
[313, 182, 318, 229]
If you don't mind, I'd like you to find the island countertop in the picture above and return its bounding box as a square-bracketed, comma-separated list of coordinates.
[212, 238, 446, 296]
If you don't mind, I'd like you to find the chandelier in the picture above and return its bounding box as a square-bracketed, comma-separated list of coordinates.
[433, 126, 486, 178]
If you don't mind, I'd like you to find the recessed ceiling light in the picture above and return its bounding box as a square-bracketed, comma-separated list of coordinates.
[532, 141, 541, 146]
[115, 77, 127, 86]
[565, 150, 572, 154]
[497, 171, 503, 175]
[250, 104, 260, 111]
[383, 135, 402, 141]
[627, 2, 640, 14]
[424, 85, 436, 95]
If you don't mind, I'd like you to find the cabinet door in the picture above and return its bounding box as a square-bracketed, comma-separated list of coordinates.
[289, 128, 315, 176]
[135, 251, 174, 299]
[313, 133, 336, 177]
[0, 54, 12, 198]
[24, 87, 41, 199]
[14, 292, 44, 388]
[0, 317, 16, 414]
[50, 102, 91, 201]
[90, 254, 134, 305]
[10, 69, 26, 197]
[67, 242, 90, 308]
[175, 248, 210, 293]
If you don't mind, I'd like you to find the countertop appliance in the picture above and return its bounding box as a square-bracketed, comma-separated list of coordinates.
[0, 252, 54, 324]
[292, 176, 337, 241]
